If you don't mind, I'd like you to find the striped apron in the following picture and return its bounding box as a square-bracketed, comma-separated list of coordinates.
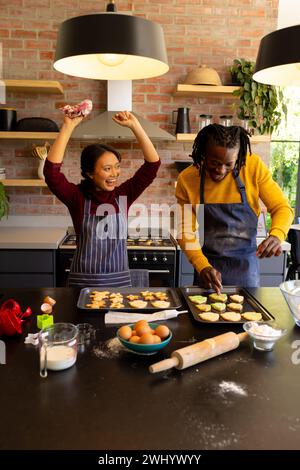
[67, 197, 132, 288]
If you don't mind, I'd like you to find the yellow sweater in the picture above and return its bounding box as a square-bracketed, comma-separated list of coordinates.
[175, 153, 294, 273]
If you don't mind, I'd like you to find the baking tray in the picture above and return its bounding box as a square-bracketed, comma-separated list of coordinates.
[77, 287, 182, 311]
[180, 286, 275, 324]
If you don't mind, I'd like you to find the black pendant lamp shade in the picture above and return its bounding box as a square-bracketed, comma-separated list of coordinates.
[54, 13, 169, 80]
[253, 24, 300, 86]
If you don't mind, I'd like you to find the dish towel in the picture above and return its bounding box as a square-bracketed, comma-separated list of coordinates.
[105, 309, 187, 324]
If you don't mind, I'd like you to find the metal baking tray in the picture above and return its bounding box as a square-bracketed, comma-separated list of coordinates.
[180, 286, 275, 324]
[77, 287, 182, 311]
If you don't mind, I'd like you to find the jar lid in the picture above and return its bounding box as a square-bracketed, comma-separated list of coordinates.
[199, 114, 213, 118]
[0, 107, 17, 111]
[219, 115, 233, 118]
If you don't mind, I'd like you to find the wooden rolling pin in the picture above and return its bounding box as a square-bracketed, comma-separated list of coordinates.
[149, 331, 248, 374]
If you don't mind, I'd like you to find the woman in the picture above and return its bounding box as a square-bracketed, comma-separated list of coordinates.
[44, 111, 160, 287]
[175, 124, 293, 292]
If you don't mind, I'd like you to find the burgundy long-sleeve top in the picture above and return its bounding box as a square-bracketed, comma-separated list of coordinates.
[44, 158, 161, 235]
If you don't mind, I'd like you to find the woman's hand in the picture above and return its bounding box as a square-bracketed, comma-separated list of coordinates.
[256, 235, 282, 258]
[112, 111, 140, 131]
[199, 266, 223, 294]
[62, 115, 84, 132]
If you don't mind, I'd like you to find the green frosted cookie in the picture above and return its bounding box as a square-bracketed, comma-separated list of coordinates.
[188, 295, 207, 304]
[211, 302, 226, 312]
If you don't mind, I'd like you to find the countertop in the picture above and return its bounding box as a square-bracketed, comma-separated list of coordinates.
[0, 287, 300, 451]
[0, 227, 67, 249]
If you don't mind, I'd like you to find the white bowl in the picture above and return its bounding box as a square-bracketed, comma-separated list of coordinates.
[280, 280, 300, 327]
[243, 321, 287, 351]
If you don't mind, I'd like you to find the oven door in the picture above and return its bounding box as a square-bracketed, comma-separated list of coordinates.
[128, 251, 176, 287]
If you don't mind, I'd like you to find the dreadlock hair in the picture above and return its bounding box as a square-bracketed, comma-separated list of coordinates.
[190, 124, 252, 177]
[79, 143, 121, 199]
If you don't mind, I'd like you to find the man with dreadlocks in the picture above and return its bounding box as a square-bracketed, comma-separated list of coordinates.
[175, 124, 293, 292]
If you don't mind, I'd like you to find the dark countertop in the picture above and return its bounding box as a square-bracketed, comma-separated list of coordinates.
[0, 287, 300, 451]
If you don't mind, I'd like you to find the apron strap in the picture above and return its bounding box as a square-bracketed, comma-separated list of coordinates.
[200, 167, 247, 205]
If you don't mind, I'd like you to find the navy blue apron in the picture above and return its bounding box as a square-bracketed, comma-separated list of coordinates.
[194, 167, 260, 287]
[68, 197, 132, 288]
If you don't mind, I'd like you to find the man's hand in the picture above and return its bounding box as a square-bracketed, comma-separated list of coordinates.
[256, 235, 282, 258]
[199, 267, 223, 294]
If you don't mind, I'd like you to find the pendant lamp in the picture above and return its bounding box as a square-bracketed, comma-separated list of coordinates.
[53, 2, 169, 80]
[253, 24, 300, 86]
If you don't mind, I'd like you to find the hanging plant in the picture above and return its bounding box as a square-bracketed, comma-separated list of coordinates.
[0, 182, 9, 220]
[229, 58, 287, 135]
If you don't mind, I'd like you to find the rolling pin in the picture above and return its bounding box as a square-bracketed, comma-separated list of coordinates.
[149, 331, 248, 374]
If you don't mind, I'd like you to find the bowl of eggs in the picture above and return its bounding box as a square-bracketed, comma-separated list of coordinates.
[117, 320, 172, 355]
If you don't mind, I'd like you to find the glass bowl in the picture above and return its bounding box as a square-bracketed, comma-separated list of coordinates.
[280, 280, 300, 327]
[116, 323, 172, 355]
[243, 321, 287, 351]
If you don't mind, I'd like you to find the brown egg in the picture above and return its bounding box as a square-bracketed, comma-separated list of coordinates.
[135, 323, 152, 337]
[129, 335, 140, 343]
[139, 333, 154, 344]
[155, 325, 170, 339]
[134, 320, 148, 330]
[152, 335, 162, 344]
[118, 325, 132, 340]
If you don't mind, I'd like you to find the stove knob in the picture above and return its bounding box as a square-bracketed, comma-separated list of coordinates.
[152, 256, 157, 262]
[162, 256, 168, 262]
[143, 256, 148, 262]
[132, 255, 138, 262]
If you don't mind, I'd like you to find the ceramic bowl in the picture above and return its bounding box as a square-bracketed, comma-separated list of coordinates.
[117, 322, 172, 355]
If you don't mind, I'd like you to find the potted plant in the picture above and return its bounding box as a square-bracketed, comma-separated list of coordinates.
[229, 58, 287, 135]
[0, 182, 9, 220]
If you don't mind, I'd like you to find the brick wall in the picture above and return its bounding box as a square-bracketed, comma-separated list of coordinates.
[0, 0, 279, 217]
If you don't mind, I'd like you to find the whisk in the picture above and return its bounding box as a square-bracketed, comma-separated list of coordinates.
[32, 142, 50, 160]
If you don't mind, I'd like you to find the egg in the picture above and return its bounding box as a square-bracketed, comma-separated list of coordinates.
[135, 323, 152, 337]
[118, 325, 132, 340]
[131, 329, 137, 336]
[152, 335, 162, 344]
[134, 320, 148, 329]
[129, 335, 140, 343]
[139, 333, 154, 344]
[155, 325, 170, 339]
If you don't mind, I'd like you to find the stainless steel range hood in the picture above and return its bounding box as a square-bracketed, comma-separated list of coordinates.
[72, 80, 175, 141]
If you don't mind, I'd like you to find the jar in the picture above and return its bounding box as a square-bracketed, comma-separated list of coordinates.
[199, 114, 213, 131]
[0, 168, 6, 180]
[219, 115, 233, 126]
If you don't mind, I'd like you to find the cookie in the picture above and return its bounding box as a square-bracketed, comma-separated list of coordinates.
[227, 303, 243, 312]
[221, 312, 241, 322]
[229, 294, 244, 303]
[242, 312, 262, 321]
[198, 313, 219, 322]
[209, 293, 228, 302]
[195, 304, 211, 312]
[211, 302, 226, 312]
[188, 295, 207, 304]
[151, 300, 171, 308]
[129, 300, 148, 309]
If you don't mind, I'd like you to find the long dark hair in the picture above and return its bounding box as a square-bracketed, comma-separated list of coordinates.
[190, 124, 252, 177]
[79, 143, 121, 198]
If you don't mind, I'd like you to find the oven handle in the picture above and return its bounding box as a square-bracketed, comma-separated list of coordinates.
[148, 270, 170, 273]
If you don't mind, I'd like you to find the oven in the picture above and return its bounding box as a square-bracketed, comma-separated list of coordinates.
[57, 233, 176, 287]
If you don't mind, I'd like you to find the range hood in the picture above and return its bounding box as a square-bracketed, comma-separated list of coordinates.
[72, 80, 175, 141]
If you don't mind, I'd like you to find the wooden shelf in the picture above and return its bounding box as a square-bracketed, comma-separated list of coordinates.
[175, 84, 240, 97]
[176, 133, 271, 143]
[4, 79, 64, 94]
[0, 131, 59, 140]
[2, 179, 47, 187]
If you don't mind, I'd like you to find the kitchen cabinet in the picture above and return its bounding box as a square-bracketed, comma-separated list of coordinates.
[0, 249, 56, 287]
[176, 249, 288, 287]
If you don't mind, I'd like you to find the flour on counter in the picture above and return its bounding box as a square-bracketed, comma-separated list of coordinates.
[219, 381, 248, 397]
[93, 337, 125, 359]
